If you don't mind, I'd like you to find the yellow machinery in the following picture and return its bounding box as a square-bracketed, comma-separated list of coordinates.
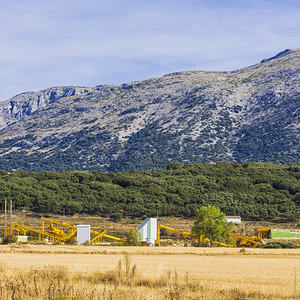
[7, 217, 269, 248]
[41, 218, 126, 244]
[230, 232, 261, 248]
[156, 224, 232, 247]
[156, 224, 233, 247]
[156, 224, 270, 248]
[11, 219, 76, 244]
[41, 217, 77, 244]
[13, 223, 43, 242]
[157, 224, 196, 247]
[9, 217, 126, 245]
[90, 230, 107, 244]
[256, 227, 271, 239]
[230, 228, 271, 248]
[90, 229, 126, 244]
[12, 223, 68, 244]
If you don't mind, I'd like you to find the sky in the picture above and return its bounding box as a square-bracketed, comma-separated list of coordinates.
[0, 0, 299, 101]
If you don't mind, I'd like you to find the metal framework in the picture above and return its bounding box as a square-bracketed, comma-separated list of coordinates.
[7, 217, 126, 245]
[156, 224, 268, 248]
[5, 217, 270, 248]
[90, 229, 126, 244]
[157, 224, 196, 247]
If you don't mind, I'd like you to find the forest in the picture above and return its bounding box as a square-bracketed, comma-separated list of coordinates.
[0, 162, 299, 221]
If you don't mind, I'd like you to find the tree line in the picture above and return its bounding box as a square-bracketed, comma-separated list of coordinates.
[0, 162, 299, 220]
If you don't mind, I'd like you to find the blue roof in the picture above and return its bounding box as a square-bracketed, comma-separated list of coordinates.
[137, 218, 150, 231]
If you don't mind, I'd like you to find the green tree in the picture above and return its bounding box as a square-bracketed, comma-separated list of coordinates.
[1, 235, 18, 244]
[125, 229, 142, 246]
[192, 205, 233, 247]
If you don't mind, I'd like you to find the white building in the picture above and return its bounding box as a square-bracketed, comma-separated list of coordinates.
[137, 218, 157, 245]
[77, 225, 91, 245]
[225, 216, 241, 223]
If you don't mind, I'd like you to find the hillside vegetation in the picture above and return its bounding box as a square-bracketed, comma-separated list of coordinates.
[0, 162, 299, 221]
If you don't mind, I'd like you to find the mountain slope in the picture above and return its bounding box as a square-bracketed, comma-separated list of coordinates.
[0, 49, 299, 172]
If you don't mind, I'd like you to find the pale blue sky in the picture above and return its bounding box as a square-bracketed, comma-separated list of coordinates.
[0, 0, 299, 101]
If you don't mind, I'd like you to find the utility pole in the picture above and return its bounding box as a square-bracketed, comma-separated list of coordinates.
[10, 199, 12, 235]
[4, 199, 7, 238]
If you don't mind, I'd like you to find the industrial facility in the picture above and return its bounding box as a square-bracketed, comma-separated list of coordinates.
[1, 199, 298, 247]
[0, 214, 282, 248]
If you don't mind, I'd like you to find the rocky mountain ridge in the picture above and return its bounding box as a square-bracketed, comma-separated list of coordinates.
[0, 49, 299, 172]
[0, 86, 93, 128]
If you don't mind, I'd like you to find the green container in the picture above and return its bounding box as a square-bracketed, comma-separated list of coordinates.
[17, 236, 28, 242]
[271, 230, 300, 239]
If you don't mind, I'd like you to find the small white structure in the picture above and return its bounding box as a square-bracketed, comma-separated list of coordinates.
[137, 218, 157, 245]
[225, 216, 241, 223]
[77, 225, 90, 245]
[17, 236, 28, 243]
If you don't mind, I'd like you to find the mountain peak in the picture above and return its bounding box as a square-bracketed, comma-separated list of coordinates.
[0, 50, 299, 172]
[260, 48, 298, 63]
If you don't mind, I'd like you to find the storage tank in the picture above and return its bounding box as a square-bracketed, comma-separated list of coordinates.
[77, 225, 90, 245]
[137, 218, 157, 245]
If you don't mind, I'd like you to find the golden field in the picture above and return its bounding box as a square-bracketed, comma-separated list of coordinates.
[0, 245, 299, 299]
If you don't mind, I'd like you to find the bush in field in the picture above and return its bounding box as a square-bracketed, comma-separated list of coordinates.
[1, 235, 17, 244]
[125, 229, 141, 246]
[110, 212, 123, 223]
[65, 237, 76, 245]
[261, 241, 298, 249]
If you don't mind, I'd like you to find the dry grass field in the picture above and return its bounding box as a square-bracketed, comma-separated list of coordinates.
[0, 245, 299, 299]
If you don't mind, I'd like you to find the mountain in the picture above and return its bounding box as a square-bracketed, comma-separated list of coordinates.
[0, 49, 299, 172]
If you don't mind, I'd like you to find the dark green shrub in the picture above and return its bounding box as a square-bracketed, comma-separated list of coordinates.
[110, 212, 123, 223]
[261, 241, 298, 249]
[1, 235, 18, 244]
[125, 229, 141, 246]
[65, 237, 76, 245]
